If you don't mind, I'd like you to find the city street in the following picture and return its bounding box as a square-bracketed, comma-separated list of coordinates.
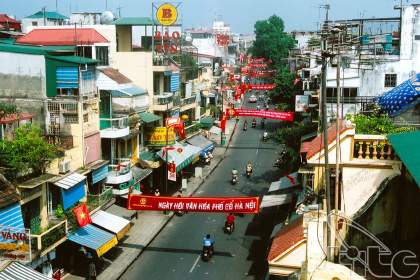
[120, 95, 289, 280]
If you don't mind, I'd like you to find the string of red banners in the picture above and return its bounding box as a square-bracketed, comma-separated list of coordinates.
[166, 117, 185, 139]
[127, 195, 260, 214]
[226, 108, 294, 122]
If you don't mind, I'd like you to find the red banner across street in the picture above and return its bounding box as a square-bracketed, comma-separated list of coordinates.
[227, 108, 294, 122]
[247, 84, 276, 90]
[127, 195, 260, 214]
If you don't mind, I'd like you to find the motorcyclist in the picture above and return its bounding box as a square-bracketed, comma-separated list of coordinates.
[202, 234, 214, 253]
[263, 130, 268, 139]
[261, 118, 265, 128]
[256, 105, 260, 111]
[232, 169, 239, 182]
[252, 118, 257, 127]
[243, 120, 248, 130]
[225, 213, 236, 228]
[246, 162, 253, 174]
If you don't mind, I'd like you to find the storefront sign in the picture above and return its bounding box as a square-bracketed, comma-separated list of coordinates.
[145, 127, 176, 146]
[168, 161, 177, 181]
[127, 195, 260, 214]
[0, 226, 31, 261]
[295, 95, 310, 112]
[247, 84, 276, 90]
[216, 34, 230, 46]
[154, 30, 181, 54]
[156, 3, 178, 26]
[227, 108, 294, 122]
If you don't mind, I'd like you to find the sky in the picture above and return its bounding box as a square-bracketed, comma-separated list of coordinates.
[0, 0, 408, 34]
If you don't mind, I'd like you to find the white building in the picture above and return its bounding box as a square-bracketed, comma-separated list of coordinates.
[21, 10, 69, 33]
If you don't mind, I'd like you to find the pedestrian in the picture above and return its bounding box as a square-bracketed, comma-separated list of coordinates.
[86, 252, 96, 280]
[154, 189, 160, 197]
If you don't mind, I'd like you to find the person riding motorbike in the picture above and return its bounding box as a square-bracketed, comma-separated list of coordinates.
[252, 118, 257, 128]
[232, 169, 239, 184]
[246, 162, 253, 176]
[225, 213, 235, 228]
[256, 105, 260, 111]
[263, 130, 268, 141]
[261, 118, 265, 128]
[202, 234, 214, 254]
[243, 120, 248, 130]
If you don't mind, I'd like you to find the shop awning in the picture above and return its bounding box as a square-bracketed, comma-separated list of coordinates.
[91, 210, 131, 240]
[139, 112, 162, 124]
[260, 194, 293, 208]
[186, 135, 215, 157]
[54, 173, 86, 189]
[388, 130, 420, 187]
[268, 172, 300, 193]
[209, 126, 222, 135]
[138, 151, 161, 169]
[157, 142, 201, 172]
[200, 116, 214, 129]
[68, 224, 118, 257]
[132, 166, 153, 182]
[111, 85, 147, 97]
[0, 203, 25, 231]
[0, 262, 52, 280]
[91, 163, 109, 185]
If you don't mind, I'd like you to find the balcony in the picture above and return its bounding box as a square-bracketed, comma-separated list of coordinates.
[100, 116, 129, 138]
[153, 55, 174, 72]
[180, 95, 198, 112]
[106, 160, 133, 185]
[87, 186, 114, 212]
[353, 135, 399, 161]
[31, 219, 68, 257]
[153, 93, 174, 111]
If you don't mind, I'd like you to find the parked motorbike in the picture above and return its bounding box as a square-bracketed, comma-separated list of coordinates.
[224, 222, 234, 234]
[175, 210, 185, 216]
[201, 246, 214, 262]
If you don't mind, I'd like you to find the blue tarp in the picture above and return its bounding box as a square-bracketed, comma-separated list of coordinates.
[92, 164, 109, 185]
[68, 224, 117, 256]
[61, 181, 85, 210]
[0, 203, 24, 230]
[377, 73, 420, 117]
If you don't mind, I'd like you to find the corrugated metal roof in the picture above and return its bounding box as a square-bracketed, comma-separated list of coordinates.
[0, 262, 52, 280]
[91, 210, 130, 236]
[68, 224, 117, 255]
[16, 28, 109, 46]
[99, 67, 131, 84]
[112, 17, 154, 26]
[54, 173, 86, 189]
[47, 55, 97, 64]
[0, 203, 24, 230]
[0, 43, 59, 55]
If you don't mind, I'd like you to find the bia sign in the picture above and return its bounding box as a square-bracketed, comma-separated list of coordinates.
[156, 3, 178, 26]
[154, 31, 181, 54]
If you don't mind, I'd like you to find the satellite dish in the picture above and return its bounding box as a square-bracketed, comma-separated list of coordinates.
[100, 11, 115, 24]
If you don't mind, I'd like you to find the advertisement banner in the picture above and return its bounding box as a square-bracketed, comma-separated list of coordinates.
[145, 127, 176, 146]
[247, 63, 268, 68]
[168, 161, 177, 181]
[155, 3, 178, 26]
[295, 95, 310, 112]
[247, 84, 276, 90]
[0, 226, 31, 261]
[227, 108, 294, 122]
[127, 195, 260, 214]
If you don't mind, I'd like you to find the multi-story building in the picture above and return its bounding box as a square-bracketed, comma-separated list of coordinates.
[21, 10, 68, 33]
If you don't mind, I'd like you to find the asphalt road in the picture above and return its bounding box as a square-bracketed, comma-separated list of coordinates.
[120, 94, 288, 280]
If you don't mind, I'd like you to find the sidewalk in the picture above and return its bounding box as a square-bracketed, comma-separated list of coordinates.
[64, 118, 238, 280]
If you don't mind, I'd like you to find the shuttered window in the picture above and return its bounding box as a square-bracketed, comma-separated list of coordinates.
[56, 67, 79, 89]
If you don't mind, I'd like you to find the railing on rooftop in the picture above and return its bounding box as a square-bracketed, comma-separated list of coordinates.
[87, 186, 113, 212]
[353, 135, 397, 160]
[100, 116, 129, 130]
[31, 219, 67, 255]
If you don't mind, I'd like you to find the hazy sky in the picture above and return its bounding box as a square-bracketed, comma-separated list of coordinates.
[0, 0, 406, 33]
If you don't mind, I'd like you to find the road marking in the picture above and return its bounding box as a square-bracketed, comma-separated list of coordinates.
[189, 255, 201, 273]
[256, 134, 261, 155]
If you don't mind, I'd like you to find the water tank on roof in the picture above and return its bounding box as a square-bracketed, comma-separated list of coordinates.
[100, 11, 115, 24]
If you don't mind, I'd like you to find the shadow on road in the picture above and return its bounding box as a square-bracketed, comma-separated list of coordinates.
[118, 243, 234, 257]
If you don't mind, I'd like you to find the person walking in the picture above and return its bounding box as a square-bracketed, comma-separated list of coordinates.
[86, 252, 96, 280]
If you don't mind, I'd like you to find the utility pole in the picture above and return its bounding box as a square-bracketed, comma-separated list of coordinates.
[334, 30, 341, 214]
[42, 6, 46, 26]
[320, 3, 332, 262]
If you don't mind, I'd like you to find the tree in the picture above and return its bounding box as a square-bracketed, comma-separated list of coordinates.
[0, 124, 57, 177]
[249, 15, 295, 67]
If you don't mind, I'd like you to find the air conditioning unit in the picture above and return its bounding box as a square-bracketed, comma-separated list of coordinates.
[59, 160, 71, 174]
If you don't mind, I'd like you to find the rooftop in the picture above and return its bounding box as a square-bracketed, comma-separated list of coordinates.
[0, 176, 20, 209]
[267, 216, 305, 262]
[0, 43, 74, 55]
[46, 55, 97, 65]
[113, 17, 154, 26]
[0, 14, 20, 24]
[0, 112, 32, 125]
[25, 11, 68, 20]
[99, 67, 132, 84]
[16, 28, 109, 46]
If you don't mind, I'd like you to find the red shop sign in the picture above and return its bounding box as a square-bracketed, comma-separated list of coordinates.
[127, 195, 260, 214]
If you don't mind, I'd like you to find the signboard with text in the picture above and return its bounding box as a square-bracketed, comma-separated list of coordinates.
[227, 108, 294, 122]
[156, 3, 178, 26]
[0, 226, 31, 262]
[168, 161, 177, 181]
[145, 127, 176, 146]
[127, 195, 260, 214]
[295, 95, 310, 112]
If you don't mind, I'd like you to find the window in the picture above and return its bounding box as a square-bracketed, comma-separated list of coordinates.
[95, 46, 109, 66]
[83, 113, 89, 123]
[76, 46, 92, 59]
[32, 21, 38, 26]
[63, 114, 79, 124]
[385, 74, 397, 87]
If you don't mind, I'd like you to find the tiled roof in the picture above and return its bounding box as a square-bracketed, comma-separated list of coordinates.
[0, 112, 32, 124]
[16, 28, 109, 46]
[99, 67, 132, 84]
[267, 216, 305, 262]
[300, 120, 351, 159]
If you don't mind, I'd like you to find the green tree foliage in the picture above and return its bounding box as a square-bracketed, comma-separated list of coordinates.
[249, 15, 295, 67]
[0, 124, 57, 177]
[272, 67, 301, 105]
[346, 114, 415, 135]
[180, 53, 198, 81]
[0, 103, 17, 119]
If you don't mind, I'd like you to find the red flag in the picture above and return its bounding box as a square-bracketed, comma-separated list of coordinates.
[73, 204, 92, 227]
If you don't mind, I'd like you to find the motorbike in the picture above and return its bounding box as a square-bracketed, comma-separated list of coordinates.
[243, 124, 247, 131]
[231, 175, 238, 185]
[246, 166, 252, 178]
[224, 222, 234, 234]
[252, 121, 256, 128]
[263, 132, 268, 142]
[201, 246, 214, 262]
[175, 210, 185, 216]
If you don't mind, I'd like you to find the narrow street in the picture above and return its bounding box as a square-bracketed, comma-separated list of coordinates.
[120, 95, 288, 280]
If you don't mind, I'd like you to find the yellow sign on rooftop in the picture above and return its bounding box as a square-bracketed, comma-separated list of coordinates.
[156, 3, 178, 26]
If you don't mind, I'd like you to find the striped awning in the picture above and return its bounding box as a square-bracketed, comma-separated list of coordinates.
[0, 262, 52, 280]
[268, 172, 300, 192]
[68, 224, 118, 257]
[54, 173, 86, 189]
[157, 142, 201, 172]
[91, 210, 131, 240]
[0, 203, 24, 230]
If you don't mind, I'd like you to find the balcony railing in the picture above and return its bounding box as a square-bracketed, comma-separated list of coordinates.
[31, 219, 67, 255]
[181, 96, 197, 106]
[87, 186, 113, 212]
[353, 135, 397, 160]
[100, 116, 129, 130]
